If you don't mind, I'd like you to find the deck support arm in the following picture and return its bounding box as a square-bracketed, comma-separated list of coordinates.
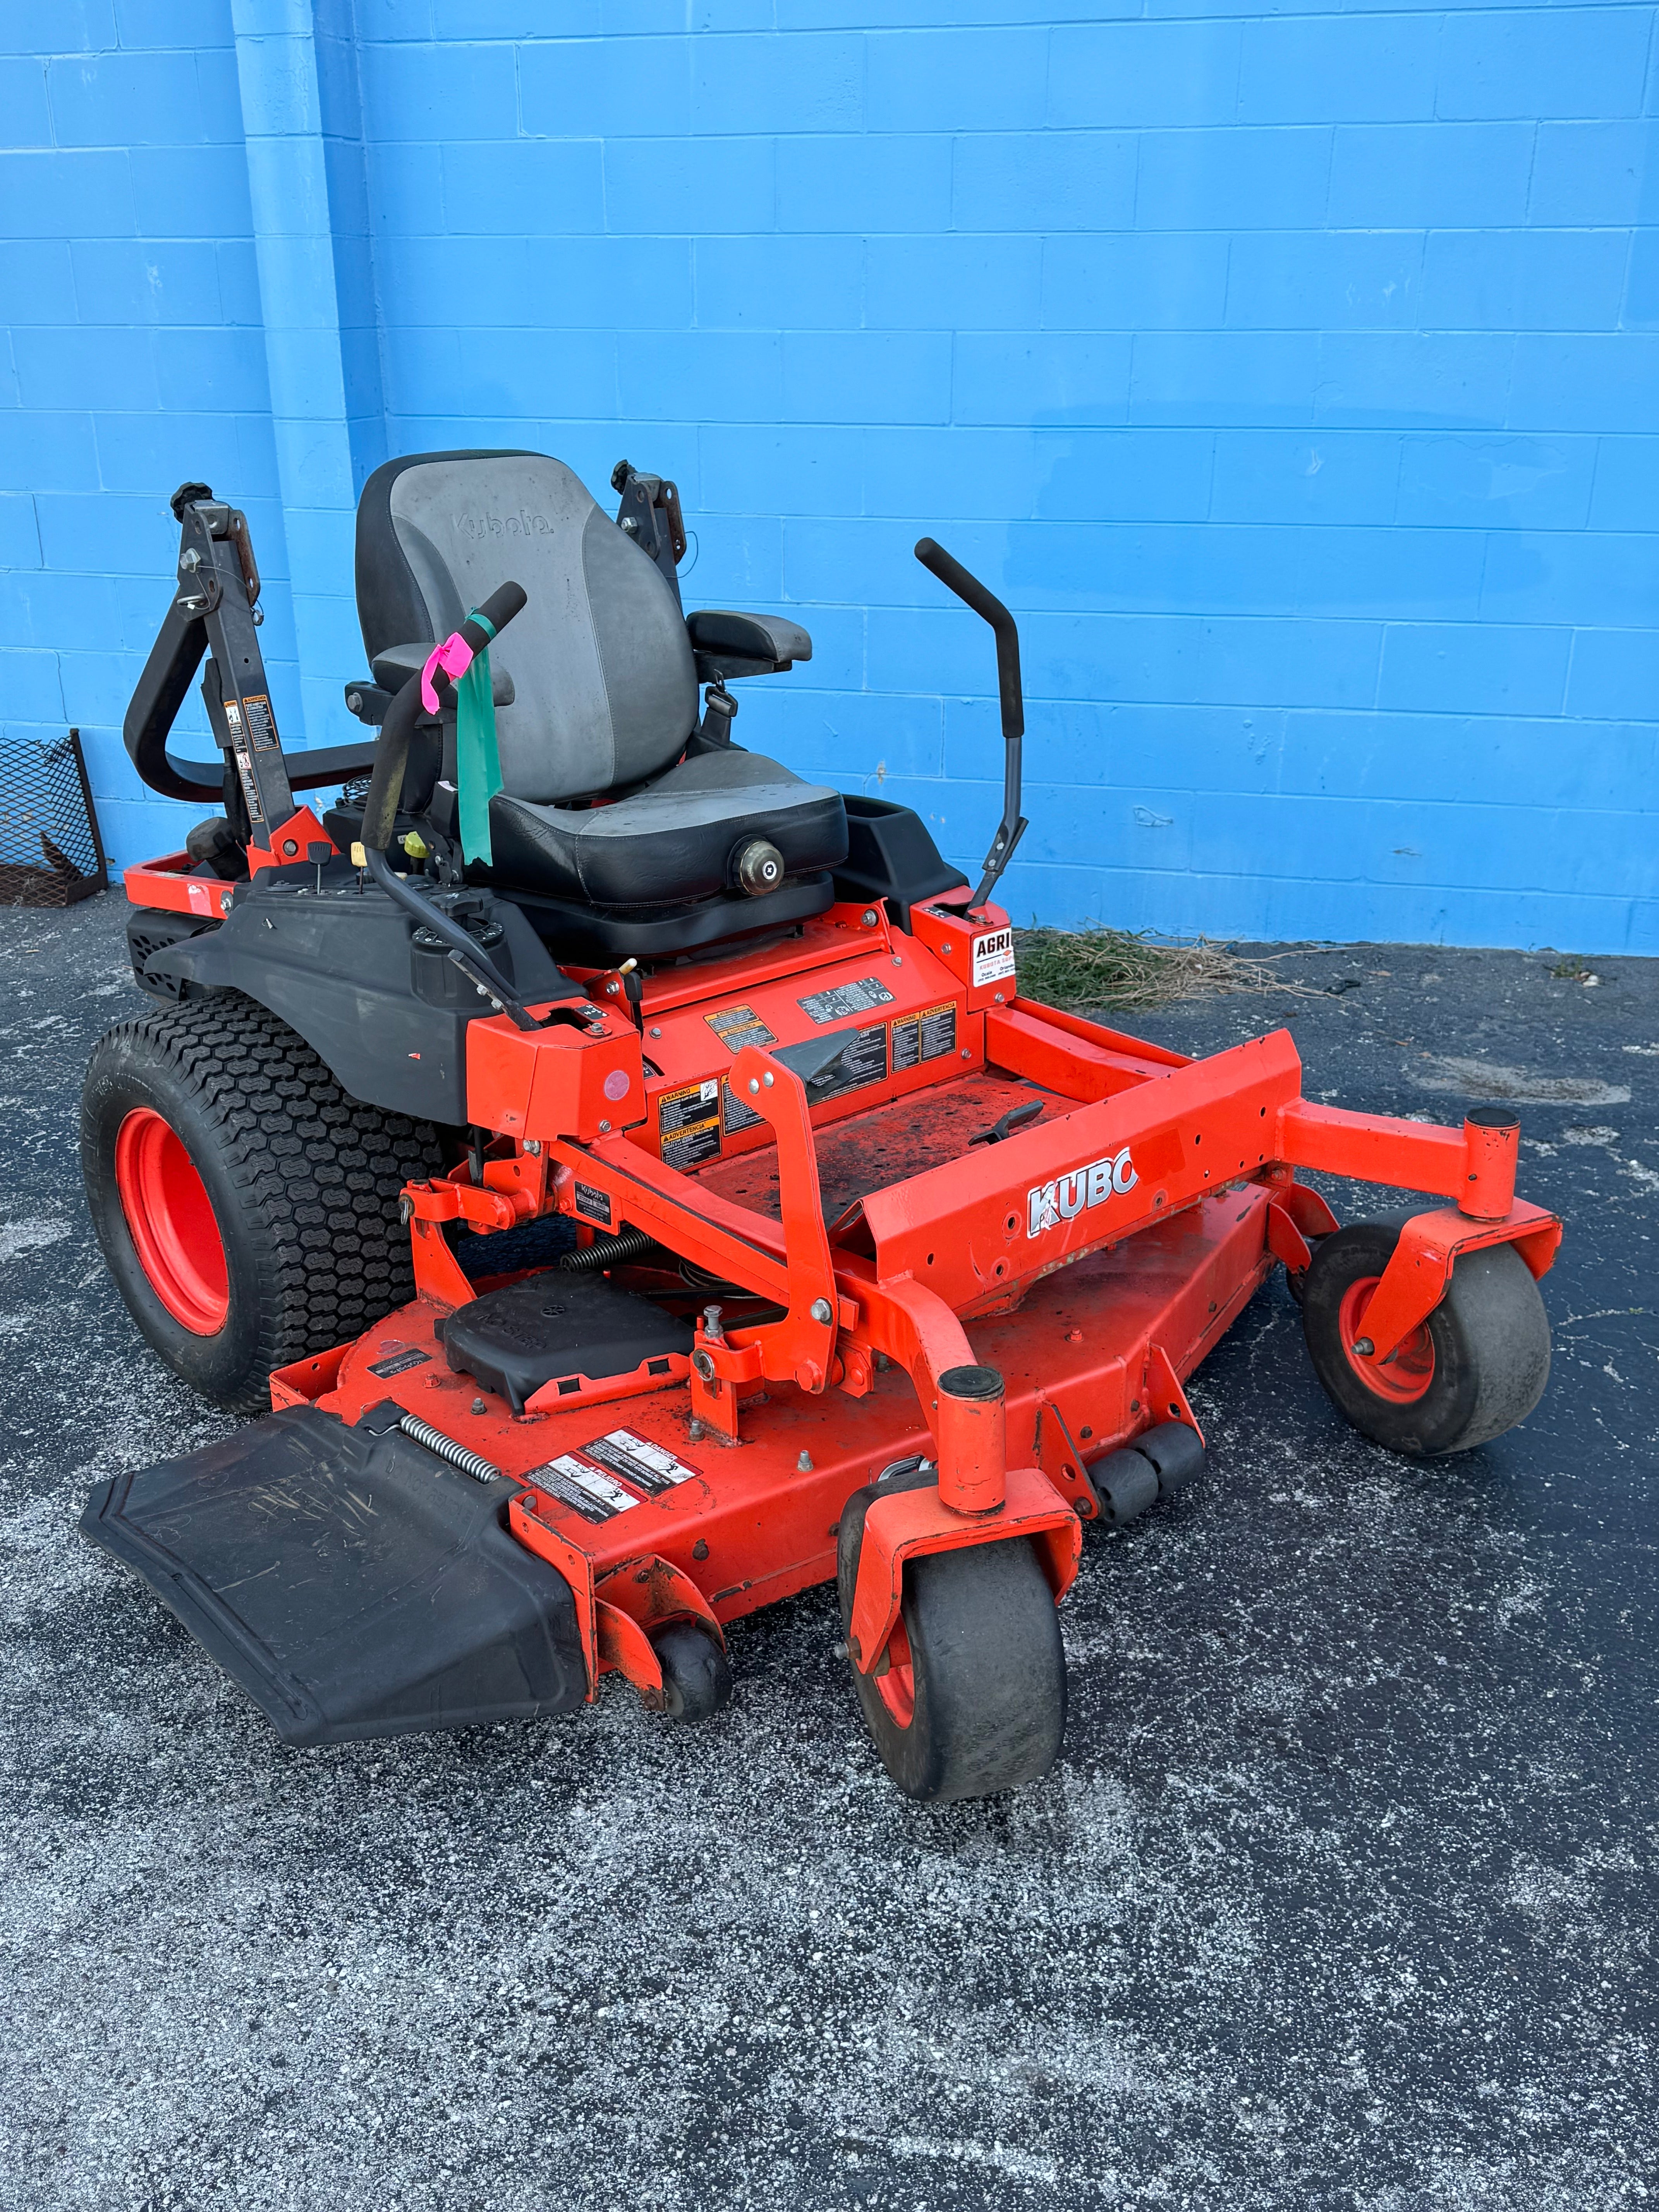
[1276, 1099, 1522, 1221]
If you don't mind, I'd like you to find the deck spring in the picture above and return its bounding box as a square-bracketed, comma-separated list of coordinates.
[556, 1226, 661, 1271]
[397, 1412, 502, 1486]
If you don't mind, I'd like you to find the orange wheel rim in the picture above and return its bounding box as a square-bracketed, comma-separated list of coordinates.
[113, 1108, 229, 1335]
[1338, 1274, 1434, 1405]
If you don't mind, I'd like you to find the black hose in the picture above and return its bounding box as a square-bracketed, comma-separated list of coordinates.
[362, 845, 534, 1026]
[358, 671, 424, 857]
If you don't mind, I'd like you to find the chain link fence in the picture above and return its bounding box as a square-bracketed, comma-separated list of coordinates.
[0, 729, 108, 908]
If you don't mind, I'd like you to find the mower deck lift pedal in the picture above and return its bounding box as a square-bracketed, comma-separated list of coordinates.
[79, 1405, 587, 1745]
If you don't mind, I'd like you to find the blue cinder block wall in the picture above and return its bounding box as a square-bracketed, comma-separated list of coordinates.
[3, 3, 1657, 951]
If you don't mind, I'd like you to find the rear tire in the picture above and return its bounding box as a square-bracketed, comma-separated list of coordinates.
[837, 1475, 1066, 1802]
[82, 992, 447, 1414]
[1302, 1217, 1551, 1457]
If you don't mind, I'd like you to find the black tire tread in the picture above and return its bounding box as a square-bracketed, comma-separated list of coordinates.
[1430, 1242, 1554, 1453]
[653, 1623, 732, 1723]
[82, 990, 447, 1414]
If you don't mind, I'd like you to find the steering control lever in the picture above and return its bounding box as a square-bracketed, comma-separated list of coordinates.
[357, 583, 545, 1026]
[914, 538, 1028, 910]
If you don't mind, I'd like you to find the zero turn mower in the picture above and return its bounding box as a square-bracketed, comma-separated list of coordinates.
[79, 453, 1559, 1800]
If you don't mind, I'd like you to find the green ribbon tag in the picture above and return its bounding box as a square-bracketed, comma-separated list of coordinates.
[456, 608, 502, 867]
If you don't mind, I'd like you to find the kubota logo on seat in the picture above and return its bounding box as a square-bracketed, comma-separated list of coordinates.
[452, 510, 556, 541]
[1027, 1147, 1138, 1237]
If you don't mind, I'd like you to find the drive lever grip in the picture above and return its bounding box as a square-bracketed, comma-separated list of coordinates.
[360, 579, 526, 854]
[913, 538, 1023, 739]
[464, 579, 527, 647]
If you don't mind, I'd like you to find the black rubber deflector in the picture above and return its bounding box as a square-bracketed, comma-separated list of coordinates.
[79, 1405, 587, 1747]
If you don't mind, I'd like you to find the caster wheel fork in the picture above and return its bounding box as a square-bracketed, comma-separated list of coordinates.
[836, 1469, 1067, 1804]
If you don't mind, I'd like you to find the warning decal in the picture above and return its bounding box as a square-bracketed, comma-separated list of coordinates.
[811, 1022, 889, 1100]
[232, 747, 264, 822]
[658, 1078, 721, 1169]
[240, 694, 280, 752]
[891, 1000, 958, 1072]
[797, 974, 895, 1025]
[532, 1453, 641, 1524]
[705, 1004, 776, 1052]
[582, 1429, 700, 1494]
[723, 1080, 764, 1135]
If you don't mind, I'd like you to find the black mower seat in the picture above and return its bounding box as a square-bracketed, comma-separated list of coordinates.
[490, 747, 846, 906]
[354, 448, 846, 912]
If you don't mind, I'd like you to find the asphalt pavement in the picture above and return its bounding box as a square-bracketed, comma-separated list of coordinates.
[1, 893, 1654, 2211]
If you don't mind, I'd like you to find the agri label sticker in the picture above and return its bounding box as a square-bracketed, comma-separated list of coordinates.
[971, 927, 1015, 989]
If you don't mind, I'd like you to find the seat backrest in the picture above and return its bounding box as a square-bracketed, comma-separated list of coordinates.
[356, 450, 698, 804]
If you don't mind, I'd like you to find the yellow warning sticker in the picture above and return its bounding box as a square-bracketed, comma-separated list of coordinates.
[705, 1003, 777, 1052]
[658, 1078, 721, 1169]
[891, 1000, 958, 1072]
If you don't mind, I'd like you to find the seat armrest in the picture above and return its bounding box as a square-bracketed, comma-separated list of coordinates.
[282, 738, 380, 792]
[369, 641, 516, 706]
[685, 609, 812, 682]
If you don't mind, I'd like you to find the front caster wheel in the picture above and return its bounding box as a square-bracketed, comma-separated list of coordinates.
[1302, 1217, 1551, 1457]
[653, 1623, 732, 1723]
[836, 1477, 1066, 1803]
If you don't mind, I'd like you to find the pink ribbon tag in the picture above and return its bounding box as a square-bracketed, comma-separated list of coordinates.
[420, 630, 476, 714]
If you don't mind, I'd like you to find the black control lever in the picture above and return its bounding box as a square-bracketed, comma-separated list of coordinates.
[358, 582, 545, 1026]
[914, 538, 1028, 910]
[359, 581, 526, 855]
[969, 1099, 1045, 1147]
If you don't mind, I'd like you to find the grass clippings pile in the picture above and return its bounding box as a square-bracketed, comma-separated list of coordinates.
[1015, 926, 1323, 1013]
